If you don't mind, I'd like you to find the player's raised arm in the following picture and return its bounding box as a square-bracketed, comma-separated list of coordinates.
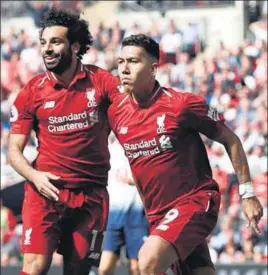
[179, 93, 263, 235]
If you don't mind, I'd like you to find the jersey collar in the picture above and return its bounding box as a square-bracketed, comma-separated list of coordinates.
[45, 62, 87, 88]
[131, 81, 162, 109]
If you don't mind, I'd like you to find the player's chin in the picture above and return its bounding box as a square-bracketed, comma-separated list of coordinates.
[45, 62, 57, 70]
[44, 58, 60, 67]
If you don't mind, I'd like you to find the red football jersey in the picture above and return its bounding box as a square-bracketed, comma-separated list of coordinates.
[108, 82, 224, 222]
[10, 63, 119, 188]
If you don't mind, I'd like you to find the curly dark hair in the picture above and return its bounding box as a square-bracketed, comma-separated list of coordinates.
[122, 34, 159, 62]
[39, 7, 93, 59]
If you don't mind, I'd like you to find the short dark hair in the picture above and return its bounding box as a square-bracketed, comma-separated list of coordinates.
[39, 7, 93, 59]
[122, 34, 159, 62]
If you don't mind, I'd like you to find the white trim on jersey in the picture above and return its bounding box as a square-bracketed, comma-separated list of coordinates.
[38, 76, 48, 87]
[45, 71, 57, 81]
[151, 86, 161, 100]
[118, 95, 130, 107]
[51, 73, 57, 80]
[163, 88, 172, 97]
[45, 72, 50, 80]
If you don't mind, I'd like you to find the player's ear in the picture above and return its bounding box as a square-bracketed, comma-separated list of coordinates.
[72, 42, 81, 55]
[151, 63, 158, 77]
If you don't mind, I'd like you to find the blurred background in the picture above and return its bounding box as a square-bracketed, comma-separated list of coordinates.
[1, 1, 267, 274]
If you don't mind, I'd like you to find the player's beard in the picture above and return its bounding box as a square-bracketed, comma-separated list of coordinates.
[43, 47, 73, 75]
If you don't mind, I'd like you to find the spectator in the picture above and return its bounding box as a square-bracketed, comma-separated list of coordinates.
[181, 22, 200, 57]
[160, 19, 182, 64]
[1, 198, 21, 266]
[218, 240, 245, 263]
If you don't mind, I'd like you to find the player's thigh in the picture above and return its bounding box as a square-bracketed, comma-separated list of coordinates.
[138, 235, 178, 274]
[124, 227, 148, 259]
[150, 190, 220, 263]
[22, 253, 53, 275]
[21, 182, 60, 272]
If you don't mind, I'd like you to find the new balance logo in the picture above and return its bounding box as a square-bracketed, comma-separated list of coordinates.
[88, 252, 100, 260]
[24, 228, 32, 245]
[44, 101, 55, 109]
[119, 127, 128, 134]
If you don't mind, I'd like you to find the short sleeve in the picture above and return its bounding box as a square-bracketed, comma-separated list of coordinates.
[99, 71, 121, 103]
[178, 93, 225, 139]
[10, 84, 34, 135]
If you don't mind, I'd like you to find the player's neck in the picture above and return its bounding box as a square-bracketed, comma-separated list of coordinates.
[132, 81, 157, 104]
[51, 59, 78, 87]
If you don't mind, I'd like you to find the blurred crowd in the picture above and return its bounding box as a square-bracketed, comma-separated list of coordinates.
[1, 3, 267, 267]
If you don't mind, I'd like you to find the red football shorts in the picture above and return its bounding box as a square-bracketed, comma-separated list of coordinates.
[21, 181, 109, 266]
[150, 190, 220, 274]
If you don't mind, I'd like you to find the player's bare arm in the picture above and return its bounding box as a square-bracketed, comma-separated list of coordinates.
[8, 134, 60, 201]
[211, 123, 263, 234]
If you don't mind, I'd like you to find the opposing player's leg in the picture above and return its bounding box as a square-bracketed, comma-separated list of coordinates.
[99, 251, 120, 275]
[124, 227, 149, 275]
[98, 229, 124, 275]
[20, 182, 61, 275]
[129, 259, 140, 275]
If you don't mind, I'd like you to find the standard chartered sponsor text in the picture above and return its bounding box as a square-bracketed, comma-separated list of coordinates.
[123, 137, 160, 159]
[49, 111, 87, 124]
[48, 111, 90, 132]
[48, 121, 89, 132]
[124, 137, 157, 150]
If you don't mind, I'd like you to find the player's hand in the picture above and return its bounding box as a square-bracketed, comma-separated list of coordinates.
[31, 171, 60, 201]
[242, 196, 263, 235]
